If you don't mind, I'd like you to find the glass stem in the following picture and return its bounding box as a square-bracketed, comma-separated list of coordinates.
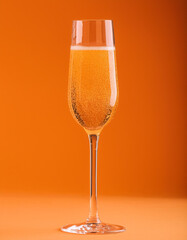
[87, 134, 101, 224]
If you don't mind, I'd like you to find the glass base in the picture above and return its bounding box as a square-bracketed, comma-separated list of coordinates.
[61, 222, 125, 234]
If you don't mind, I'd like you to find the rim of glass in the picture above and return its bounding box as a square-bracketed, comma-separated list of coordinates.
[73, 19, 113, 22]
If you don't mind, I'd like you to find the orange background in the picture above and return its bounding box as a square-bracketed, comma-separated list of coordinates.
[0, 0, 186, 198]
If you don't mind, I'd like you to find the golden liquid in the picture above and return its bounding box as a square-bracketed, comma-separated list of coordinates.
[68, 47, 118, 134]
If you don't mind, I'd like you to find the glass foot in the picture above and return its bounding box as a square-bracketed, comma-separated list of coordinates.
[61, 222, 125, 234]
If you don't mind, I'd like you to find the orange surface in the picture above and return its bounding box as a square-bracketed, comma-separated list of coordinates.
[0, 0, 186, 198]
[1, 194, 187, 240]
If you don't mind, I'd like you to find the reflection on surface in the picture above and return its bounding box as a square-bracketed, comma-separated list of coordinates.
[0, 194, 186, 240]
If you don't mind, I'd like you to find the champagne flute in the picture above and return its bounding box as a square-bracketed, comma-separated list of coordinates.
[61, 19, 125, 234]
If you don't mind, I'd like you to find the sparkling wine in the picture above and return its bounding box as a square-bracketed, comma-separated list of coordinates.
[68, 46, 118, 133]
[62, 19, 125, 234]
